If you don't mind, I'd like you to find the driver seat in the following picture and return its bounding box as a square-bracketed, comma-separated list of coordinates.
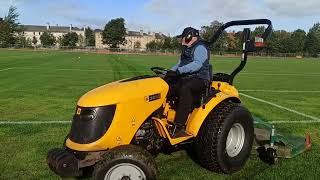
[192, 64, 217, 109]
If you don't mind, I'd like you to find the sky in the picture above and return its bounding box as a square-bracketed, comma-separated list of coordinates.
[0, 0, 319, 36]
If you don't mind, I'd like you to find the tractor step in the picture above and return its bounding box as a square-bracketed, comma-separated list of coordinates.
[172, 129, 190, 138]
[152, 117, 193, 145]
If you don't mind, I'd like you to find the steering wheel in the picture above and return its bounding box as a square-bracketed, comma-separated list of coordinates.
[150, 67, 169, 76]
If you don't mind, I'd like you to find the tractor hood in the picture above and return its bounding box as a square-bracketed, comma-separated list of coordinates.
[77, 76, 169, 107]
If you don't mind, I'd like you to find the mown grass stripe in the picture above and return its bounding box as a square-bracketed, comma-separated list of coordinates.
[241, 72, 320, 76]
[0, 68, 13, 72]
[240, 93, 320, 122]
[9, 67, 320, 76]
[0, 121, 71, 125]
[239, 90, 320, 93]
[13, 67, 150, 73]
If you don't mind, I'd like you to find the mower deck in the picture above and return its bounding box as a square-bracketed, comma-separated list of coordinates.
[252, 117, 311, 163]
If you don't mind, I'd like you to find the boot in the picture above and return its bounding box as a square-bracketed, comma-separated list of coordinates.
[167, 123, 188, 138]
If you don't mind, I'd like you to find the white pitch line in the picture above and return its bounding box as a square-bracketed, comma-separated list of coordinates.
[239, 90, 320, 93]
[14, 67, 150, 73]
[12, 67, 320, 76]
[0, 68, 13, 72]
[270, 120, 320, 124]
[0, 121, 71, 125]
[240, 93, 320, 122]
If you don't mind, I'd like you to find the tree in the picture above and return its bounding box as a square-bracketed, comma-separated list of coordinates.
[305, 23, 320, 57]
[234, 31, 244, 52]
[162, 37, 172, 50]
[252, 26, 266, 38]
[226, 32, 237, 51]
[289, 29, 306, 54]
[0, 6, 21, 47]
[134, 41, 141, 49]
[32, 36, 37, 46]
[61, 32, 79, 47]
[170, 37, 181, 51]
[85, 27, 95, 46]
[201, 21, 228, 52]
[146, 40, 162, 51]
[266, 30, 291, 53]
[78, 34, 85, 47]
[17, 36, 32, 48]
[57, 36, 63, 46]
[102, 18, 126, 48]
[40, 31, 56, 47]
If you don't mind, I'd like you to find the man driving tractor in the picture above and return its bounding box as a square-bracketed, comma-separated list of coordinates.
[166, 27, 211, 137]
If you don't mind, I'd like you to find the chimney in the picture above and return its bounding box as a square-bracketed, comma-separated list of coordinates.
[46, 23, 50, 30]
[70, 24, 72, 31]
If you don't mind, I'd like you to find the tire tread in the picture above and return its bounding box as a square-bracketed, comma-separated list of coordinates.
[192, 101, 238, 173]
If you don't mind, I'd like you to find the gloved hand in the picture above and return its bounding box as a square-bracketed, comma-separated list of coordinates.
[165, 70, 179, 79]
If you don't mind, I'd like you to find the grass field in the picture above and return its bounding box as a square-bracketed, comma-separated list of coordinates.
[0, 49, 320, 180]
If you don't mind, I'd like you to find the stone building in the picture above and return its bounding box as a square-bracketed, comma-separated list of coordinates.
[19, 23, 166, 49]
[21, 24, 85, 47]
[95, 29, 167, 49]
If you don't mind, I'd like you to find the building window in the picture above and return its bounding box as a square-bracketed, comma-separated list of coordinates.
[33, 32, 35, 35]
[39, 32, 41, 35]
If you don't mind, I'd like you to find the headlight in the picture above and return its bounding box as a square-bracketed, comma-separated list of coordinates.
[69, 105, 116, 144]
[80, 109, 97, 121]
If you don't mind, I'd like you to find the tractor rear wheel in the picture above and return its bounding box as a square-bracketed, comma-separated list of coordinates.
[190, 101, 254, 174]
[93, 145, 157, 180]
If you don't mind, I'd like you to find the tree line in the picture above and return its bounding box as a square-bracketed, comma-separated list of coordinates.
[146, 20, 320, 57]
[0, 6, 96, 48]
[0, 6, 319, 57]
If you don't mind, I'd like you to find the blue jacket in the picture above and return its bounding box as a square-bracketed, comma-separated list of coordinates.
[171, 41, 211, 81]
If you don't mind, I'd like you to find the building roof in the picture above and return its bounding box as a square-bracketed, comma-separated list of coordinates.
[155, 33, 167, 39]
[21, 25, 83, 33]
[127, 31, 141, 37]
[94, 29, 103, 33]
[93, 28, 167, 39]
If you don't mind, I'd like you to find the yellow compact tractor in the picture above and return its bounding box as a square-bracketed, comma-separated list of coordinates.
[48, 19, 274, 179]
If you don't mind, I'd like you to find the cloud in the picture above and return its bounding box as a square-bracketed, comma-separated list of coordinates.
[0, 0, 18, 13]
[45, 1, 105, 28]
[144, 0, 319, 34]
[0, 0, 39, 7]
[0, 0, 39, 17]
[1, 0, 318, 34]
[144, 0, 266, 34]
[47, 2, 89, 15]
[145, 0, 264, 19]
[264, 0, 320, 17]
[145, 0, 320, 20]
[126, 21, 152, 32]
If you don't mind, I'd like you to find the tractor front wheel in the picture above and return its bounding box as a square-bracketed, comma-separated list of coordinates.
[93, 145, 157, 180]
[190, 101, 254, 174]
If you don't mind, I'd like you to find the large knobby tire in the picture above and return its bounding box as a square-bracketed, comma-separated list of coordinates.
[93, 145, 157, 180]
[190, 101, 254, 174]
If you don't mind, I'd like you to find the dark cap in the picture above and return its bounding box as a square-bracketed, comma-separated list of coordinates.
[176, 27, 200, 38]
